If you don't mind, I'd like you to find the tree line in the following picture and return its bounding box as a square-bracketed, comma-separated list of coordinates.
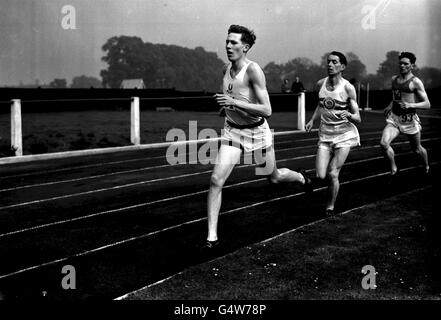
[32, 36, 441, 92]
[47, 76, 103, 88]
[15, 76, 103, 89]
[264, 50, 441, 92]
[99, 36, 441, 92]
[100, 36, 224, 91]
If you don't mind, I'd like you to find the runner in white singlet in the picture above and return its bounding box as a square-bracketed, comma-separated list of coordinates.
[203, 25, 312, 250]
[220, 60, 273, 153]
[305, 51, 361, 216]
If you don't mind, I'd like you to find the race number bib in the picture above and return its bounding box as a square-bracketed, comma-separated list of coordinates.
[399, 114, 414, 123]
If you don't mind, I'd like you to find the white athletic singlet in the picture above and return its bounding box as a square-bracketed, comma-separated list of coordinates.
[318, 77, 352, 125]
[318, 77, 360, 146]
[223, 61, 263, 126]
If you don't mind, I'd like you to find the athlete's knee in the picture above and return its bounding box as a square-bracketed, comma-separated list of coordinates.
[269, 167, 293, 184]
[327, 168, 340, 181]
[413, 145, 425, 155]
[268, 176, 280, 185]
[380, 139, 391, 150]
[210, 173, 226, 189]
[268, 169, 281, 184]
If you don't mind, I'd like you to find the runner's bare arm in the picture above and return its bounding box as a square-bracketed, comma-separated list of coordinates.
[341, 83, 361, 123]
[217, 64, 230, 116]
[405, 78, 431, 109]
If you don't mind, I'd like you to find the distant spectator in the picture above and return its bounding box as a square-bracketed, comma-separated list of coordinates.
[291, 76, 305, 93]
[281, 79, 291, 93]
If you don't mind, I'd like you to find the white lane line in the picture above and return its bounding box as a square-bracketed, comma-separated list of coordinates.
[0, 139, 318, 193]
[0, 154, 174, 180]
[271, 129, 384, 145]
[0, 129, 395, 190]
[1, 162, 437, 281]
[116, 185, 431, 300]
[0, 132, 435, 193]
[0, 150, 392, 238]
[274, 134, 439, 154]
[0, 163, 173, 193]
[261, 187, 431, 244]
[0, 177, 270, 238]
[1, 137, 439, 210]
[0, 169, 210, 210]
[0, 151, 312, 210]
[114, 271, 187, 300]
[0, 128, 394, 181]
[1, 127, 438, 190]
[274, 128, 438, 146]
[364, 109, 441, 119]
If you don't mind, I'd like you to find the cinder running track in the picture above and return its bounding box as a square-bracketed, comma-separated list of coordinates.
[0, 110, 440, 300]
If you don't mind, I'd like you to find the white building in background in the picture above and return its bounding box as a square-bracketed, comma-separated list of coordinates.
[120, 79, 145, 89]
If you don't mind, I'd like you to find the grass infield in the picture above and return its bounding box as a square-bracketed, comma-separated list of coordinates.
[123, 186, 440, 300]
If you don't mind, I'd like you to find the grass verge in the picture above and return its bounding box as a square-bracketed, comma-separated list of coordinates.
[123, 186, 440, 300]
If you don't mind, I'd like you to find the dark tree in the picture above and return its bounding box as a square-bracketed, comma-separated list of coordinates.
[100, 36, 146, 88]
[344, 52, 367, 83]
[71, 75, 103, 88]
[49, 78, 67, 88]
[376, 50, 401, 88]
[414, 67, 441, 89]
[100, 36, 224, 91]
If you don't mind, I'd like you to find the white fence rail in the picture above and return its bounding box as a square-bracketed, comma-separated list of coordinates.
[3, 92, 305, 163]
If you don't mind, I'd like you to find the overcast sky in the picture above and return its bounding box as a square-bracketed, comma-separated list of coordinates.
[1, 0, 440, 86]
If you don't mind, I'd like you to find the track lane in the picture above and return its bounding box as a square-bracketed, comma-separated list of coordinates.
[0, 148, 439, 279]
[1, 132, 439, 211]
[0, 162, 438, 300]
[0, 135, 439, 234]
[1, 129, 439, 190]
[0, 111, 439, 300]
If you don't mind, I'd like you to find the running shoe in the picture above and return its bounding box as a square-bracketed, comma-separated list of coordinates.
[325, 209, 335, 217]
[201, 240, 220, 252]
[298, 168, 313, 194]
